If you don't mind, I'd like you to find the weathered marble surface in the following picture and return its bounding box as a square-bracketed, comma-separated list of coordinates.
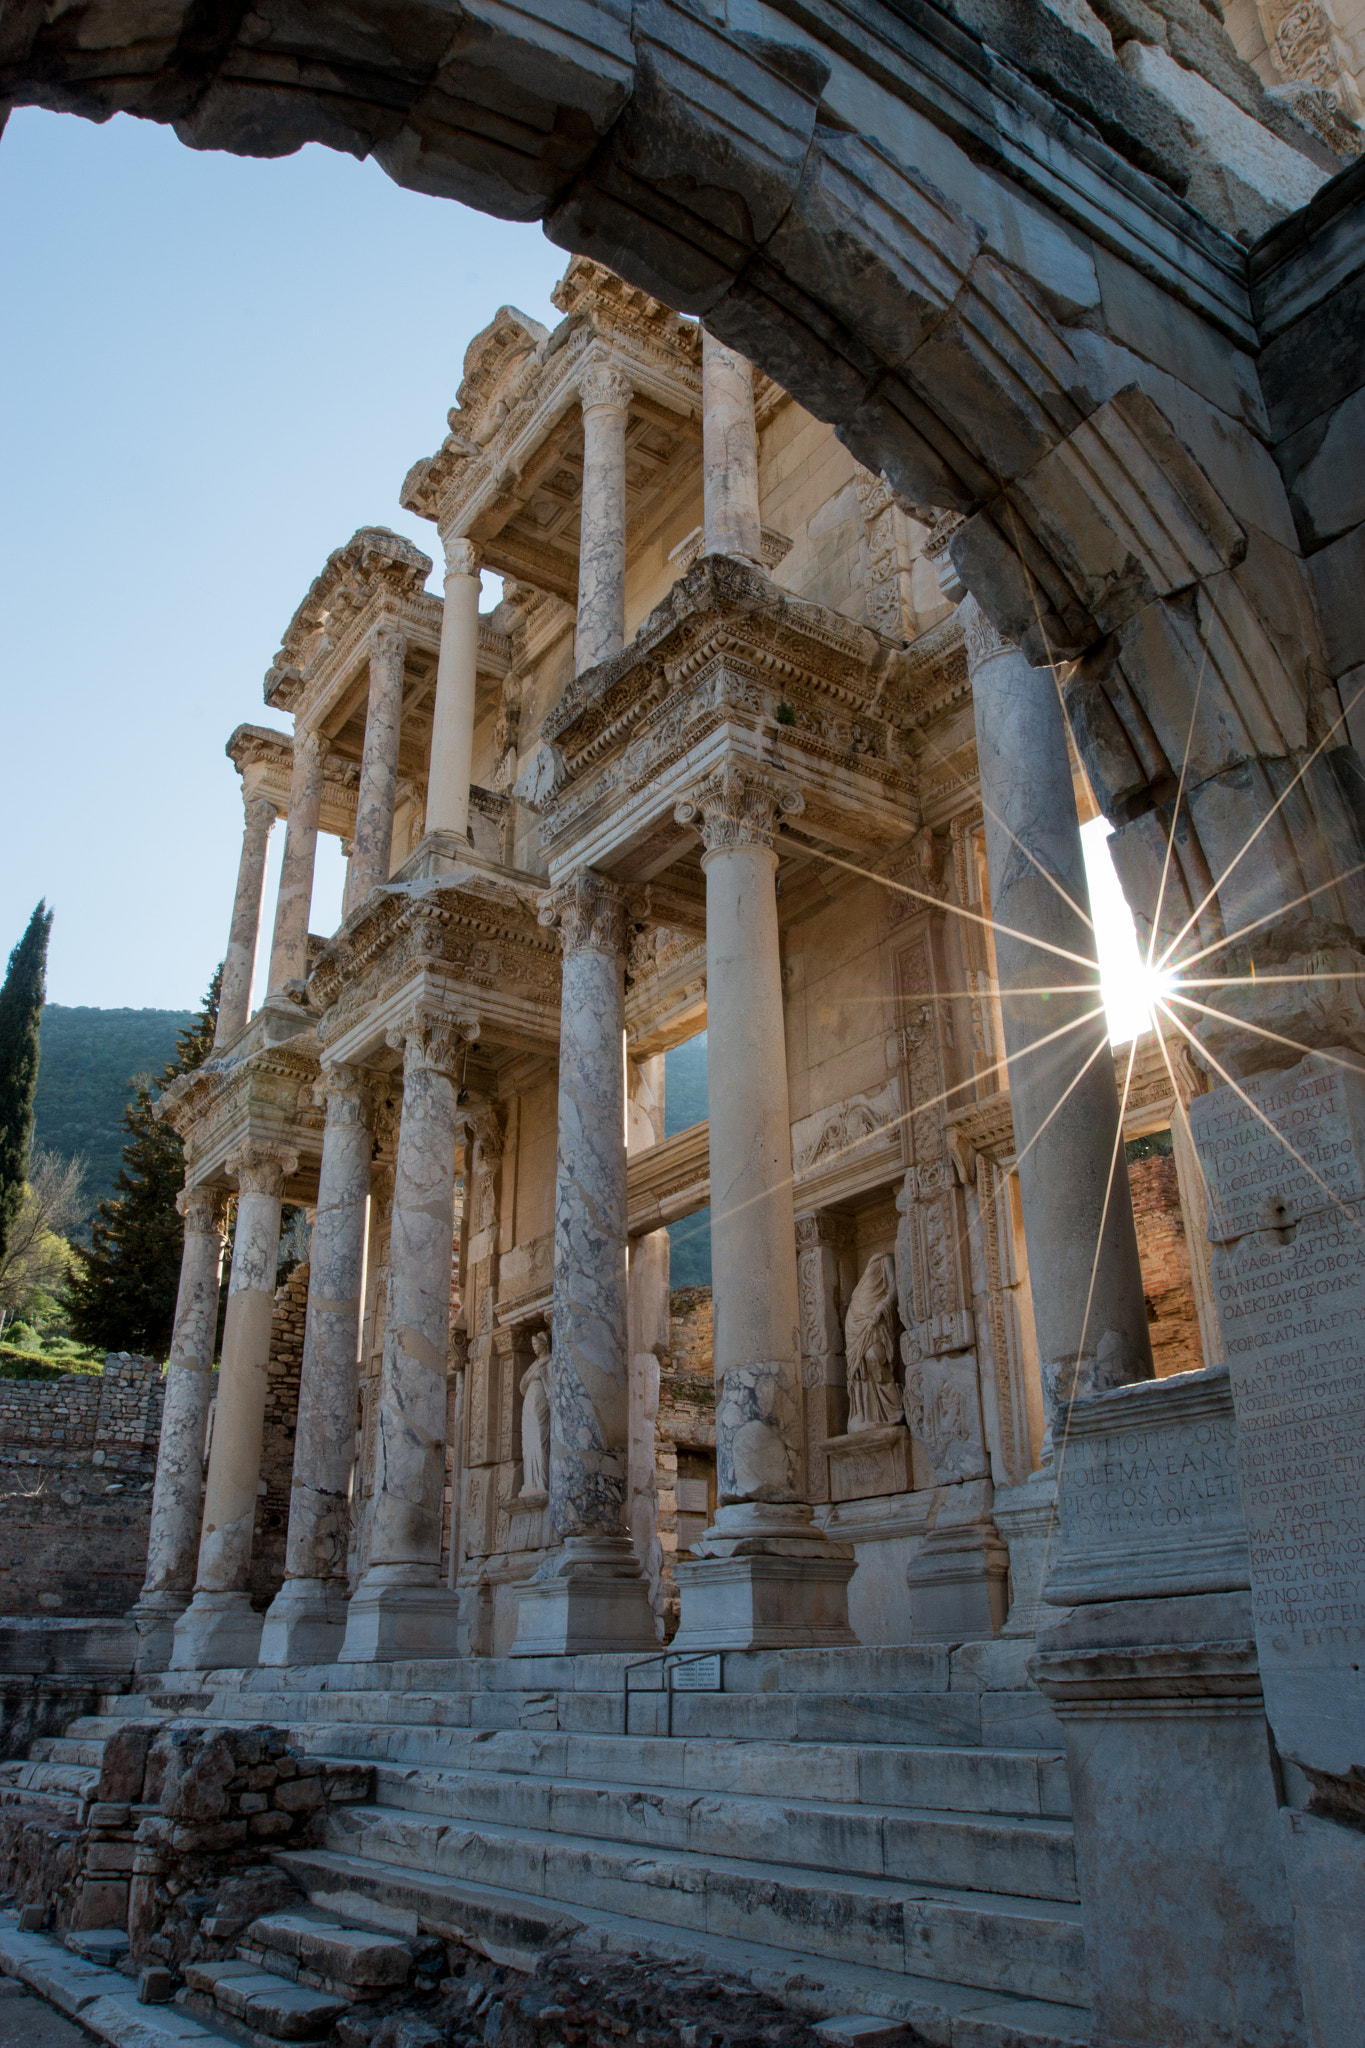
[965, 595, 1153, 1433]
[265, 725, 327, 994]
[171, 1141, 296, 1671]
[702, 330, 762, 564]
[575, 362, 631, 675]
[844, 1255, 901, 1432]
[627, 1052, 669, 1629]
[341, 1009, 471, 1662]
[216, 791, 275, 1046]
[426, 537, 482, 838]
[349, 620, 406, 904]
[514, 871, 654, 1654]
[131, 1186, 227, 1673]
[1191, 1050, 1365, 1782]
[259, 1065, 374, 1666]
[671, 766, 854, 1649]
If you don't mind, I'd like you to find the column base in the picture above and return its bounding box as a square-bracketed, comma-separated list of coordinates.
[257, 1577, 349, 1667]
[671, 1503, 857, 1652]
[511, 1535, 657, 1657]
[991, 1472, 1059, 1638]
[337, 1565, 460, 1664]
[905, 1492, 1009, 1642]
[169, 1590, 264, 1672]
[128, 1591, 191, 1678]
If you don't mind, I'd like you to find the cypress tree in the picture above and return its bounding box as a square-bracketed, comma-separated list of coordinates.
[67, 966, 222, 1356]
[0, 903, 53, 1266]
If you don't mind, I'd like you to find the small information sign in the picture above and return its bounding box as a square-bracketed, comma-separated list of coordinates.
[669, 1654, 722, 1692]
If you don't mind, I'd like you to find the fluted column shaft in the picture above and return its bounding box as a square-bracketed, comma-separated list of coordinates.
[170, 1142, 296, 1670]
[130, 1187, 227, 1673]
[511, 870, 654, 1655]
[266, 726, 328, 994]
[259, 1067, 374, 1665]
[702, 330, 762, 564]
[216, 791, 275, 1046]
[576, 362, 632, 675]
[349, 620, 407, 904]
[339, 1009, 474, 1662]
[426, 538, 483, 839]
[669, 767, 854, 1651]
[964, 595, 1152, 1435]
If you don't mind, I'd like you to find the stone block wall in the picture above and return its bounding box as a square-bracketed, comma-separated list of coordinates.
[655, 1288, 716, 1628]
[1129, 1152, 1204, 1379]
[0, 1355, 164, 1618]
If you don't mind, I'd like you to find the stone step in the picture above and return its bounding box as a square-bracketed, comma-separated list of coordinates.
[240, 1908, 413, 1994]
[26, 1735, 109, 1767]
[131, 1680, 1060, 1750]
[364, 1759, 1079, 1902]
[289, 1722, 1072, 1818]
[321, 1802, 1087, 2006]
[183, 1958, 349, 2039]
[276, 1844, 1092, 2048]
[0, 1758, 102, 1801]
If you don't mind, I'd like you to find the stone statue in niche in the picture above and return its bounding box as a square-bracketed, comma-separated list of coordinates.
[844, 1254, 902, 1431]
[519, 1330, 551, 1497]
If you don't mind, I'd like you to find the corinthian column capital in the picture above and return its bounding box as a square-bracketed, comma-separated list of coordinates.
[958, 594, 1014, 673]
[370, 617, 407, 674]
[226, 1142, 299, 1199]
[443, 535, 482, 580]
[314, 1062, 377, 1127]
[579, 360, 634, 414]
[675, 763, 804, 856]
[387, 1006, 479, 1082]
[538, 868, 631, 958]
[177, 1185, 229, 1236]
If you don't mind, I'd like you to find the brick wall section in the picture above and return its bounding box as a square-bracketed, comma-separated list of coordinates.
[0, 1355, 164, 1617]
[1129, 1152, 1204, 1378]
[247, 1261, 308, 1610]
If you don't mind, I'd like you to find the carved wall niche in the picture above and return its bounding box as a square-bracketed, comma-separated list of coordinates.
[796, 1209, 853, 1502]
[892, 910, 991, 1487]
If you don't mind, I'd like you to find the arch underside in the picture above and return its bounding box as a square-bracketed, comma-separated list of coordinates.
[8, 0, 1365, 1032]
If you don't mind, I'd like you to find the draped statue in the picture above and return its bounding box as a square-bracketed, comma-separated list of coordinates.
[844, 1253, 902, 1431]
[519, 1328, 552, 1496]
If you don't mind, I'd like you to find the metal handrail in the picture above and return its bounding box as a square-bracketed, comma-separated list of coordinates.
[620, 1647, 722, 1737]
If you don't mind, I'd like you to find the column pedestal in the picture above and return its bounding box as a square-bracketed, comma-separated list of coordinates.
[671, 767, 854, 1653]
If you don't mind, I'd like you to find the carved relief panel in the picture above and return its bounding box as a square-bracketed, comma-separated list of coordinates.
[796, 1209, 852, 1501]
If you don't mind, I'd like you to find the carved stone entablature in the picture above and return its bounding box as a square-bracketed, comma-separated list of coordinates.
[225, 723, 360, 839]
[537, 557, 922, 880]
[307, 873, 561, 1066]
[400, 259, 703, 601]
[264, 527, 435, 713]
[153, 1038, 323, 1195]
[624, 927, 707, 1057]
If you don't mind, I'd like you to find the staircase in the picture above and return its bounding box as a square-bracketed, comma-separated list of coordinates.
[4, 1643, 1090, 2047]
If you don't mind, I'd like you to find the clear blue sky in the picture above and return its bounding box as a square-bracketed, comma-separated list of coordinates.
[1, 108, 567, 1009]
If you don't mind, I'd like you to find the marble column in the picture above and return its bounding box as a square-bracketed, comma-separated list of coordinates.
[266, 726, 328, 995]
[259, 1066, 375, 1665]
[216, 790, 276, 1047]
[671, 766, 855, 1650]
[170, 1142, 297, 1671]
[348, 619, 407, 905]
[128, 1186, 228, 1674]
[339, 1008, 475, 1662]
[512, 870, 655, 1655]
[964, 595, 1153, 1439]
[627, 1054, 669, 1633]
[576, 361, 633, 676]
[426, 537, 483, 841]
[702, 330, 762, 565]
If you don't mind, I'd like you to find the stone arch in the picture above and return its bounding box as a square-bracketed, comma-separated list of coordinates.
[9, 0, 1362, 1042]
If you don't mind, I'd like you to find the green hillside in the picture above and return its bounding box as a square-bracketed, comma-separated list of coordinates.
[34, 1005, 193, 1225]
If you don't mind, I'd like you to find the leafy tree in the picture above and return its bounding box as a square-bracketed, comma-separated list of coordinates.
[67, 967, 222, 1357]
[0, 903, 53, 1265]
[0, 1149, 86, 1331]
